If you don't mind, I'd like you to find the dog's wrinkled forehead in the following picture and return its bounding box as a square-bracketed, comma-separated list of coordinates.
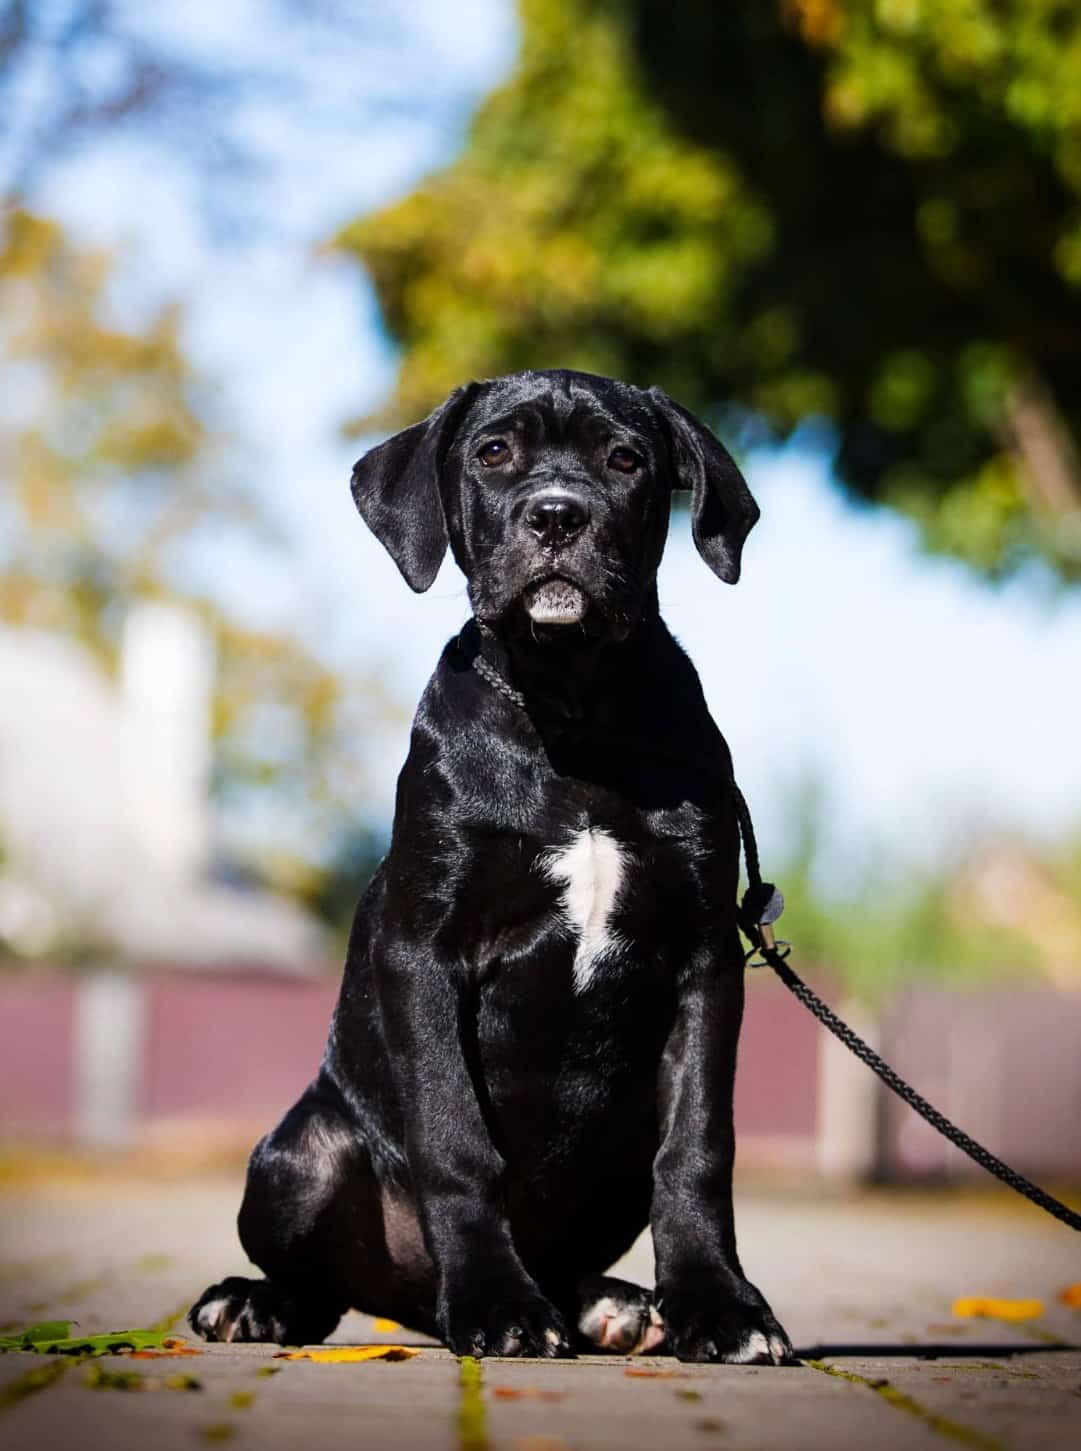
[457, 370, 658, 453]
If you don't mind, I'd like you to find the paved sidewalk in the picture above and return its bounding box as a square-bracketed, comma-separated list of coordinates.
[1, 1170, 1079, 1449]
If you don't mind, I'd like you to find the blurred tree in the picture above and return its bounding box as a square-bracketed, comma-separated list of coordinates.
[0, 0, 491, 230]
[0, 2, 434, 928]
[0, 208, 245, 654]
[0, 208, 395, 908]
[337, 0, 1081, 580]
[744, 778, 1081, 998]
[0, 0, 248, 201]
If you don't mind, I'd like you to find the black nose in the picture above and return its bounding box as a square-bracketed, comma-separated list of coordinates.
[525, 494, 590, 546]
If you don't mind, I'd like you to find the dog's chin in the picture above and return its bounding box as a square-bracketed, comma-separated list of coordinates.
[523, 578, 589, 627]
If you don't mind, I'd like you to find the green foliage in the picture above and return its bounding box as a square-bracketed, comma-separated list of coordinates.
[338, 0, 1081, 580]
[768, 783, 1081, 998]
[0, 1321, 178, 1354]
[0, 209, 392, 909]
[0, 209, 244, 656]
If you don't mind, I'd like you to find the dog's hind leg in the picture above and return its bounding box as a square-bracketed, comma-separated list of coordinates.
[572, 1275, 666, 1355]
[189, 1083, 369, 1345]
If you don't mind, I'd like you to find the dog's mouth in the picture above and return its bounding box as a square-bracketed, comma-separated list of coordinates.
[523, 576, 589, 626]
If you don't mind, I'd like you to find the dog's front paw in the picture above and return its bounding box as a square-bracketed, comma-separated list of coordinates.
[659, 1278, 792, 1365]
[440, 1280, 573, 1359]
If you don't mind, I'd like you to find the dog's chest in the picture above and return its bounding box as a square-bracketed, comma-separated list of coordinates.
[537, 828, 627, 992]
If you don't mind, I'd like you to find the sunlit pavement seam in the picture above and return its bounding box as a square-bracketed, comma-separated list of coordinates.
[0, 1356, 70, 1415]
[458, 1355, 489, 1451]
[807, 1359, 1007, 1451]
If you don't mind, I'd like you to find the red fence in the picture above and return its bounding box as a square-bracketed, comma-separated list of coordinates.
[1, 967, 1078, 1182]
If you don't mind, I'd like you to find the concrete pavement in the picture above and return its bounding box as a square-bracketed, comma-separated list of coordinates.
[1, 1168, 1079, 1449]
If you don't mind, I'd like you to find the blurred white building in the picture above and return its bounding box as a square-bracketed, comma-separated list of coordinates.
[0, 603, 325, 970]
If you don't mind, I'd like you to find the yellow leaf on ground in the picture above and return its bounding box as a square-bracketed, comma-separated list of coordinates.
[373, 1318, 401, 1333]
[952, 1296, 1044, 1322]
[274, 1345, 419, 1363]
[1058, 1283, 1081, 1308]
[492, 1386, 567, 1402]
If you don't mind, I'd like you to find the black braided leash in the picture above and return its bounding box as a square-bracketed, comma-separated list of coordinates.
[731, 784, 1081, 1235]
[468, 634, 1081, 1235]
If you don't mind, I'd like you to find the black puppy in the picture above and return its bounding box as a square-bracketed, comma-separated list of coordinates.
[190, 369, 792, 1363]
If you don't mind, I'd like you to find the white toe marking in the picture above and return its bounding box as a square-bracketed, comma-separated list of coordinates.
[195, 1297, 231, 1338]
[578, 1295, 621, 1343]
[734, 1330, 771, 1363]
[635, 1305, 667, 1354]
[544, 1327, 563, 1348]
[540, 829, 627, 991]
[769, 1334, 789, 1363]
[579, 1295, 663, 1353]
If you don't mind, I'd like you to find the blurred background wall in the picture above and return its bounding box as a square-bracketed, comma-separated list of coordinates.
[1, 0, 1080, 1182]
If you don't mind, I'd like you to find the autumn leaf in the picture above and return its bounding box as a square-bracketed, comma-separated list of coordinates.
[373, 1318, 401, 1333]
[1058, 1283, 1081, 1308]
[0, 1324, 185, 1356]
[952, 1297, 1045, 1322]
[127, 1348, 203, 1359]
[491, 1386, 567, 1401]
[274, 1345, 419, 1363]
[624, 1367, 689, 1379]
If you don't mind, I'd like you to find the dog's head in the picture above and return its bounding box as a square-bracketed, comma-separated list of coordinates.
[351, 370, 758, 642]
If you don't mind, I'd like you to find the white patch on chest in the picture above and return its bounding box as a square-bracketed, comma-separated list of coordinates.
[540, 828, 627, 992]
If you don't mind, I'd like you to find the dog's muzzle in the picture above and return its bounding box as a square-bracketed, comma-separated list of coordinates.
[524, 577, 588, 625]
[521, 489, 592, 625]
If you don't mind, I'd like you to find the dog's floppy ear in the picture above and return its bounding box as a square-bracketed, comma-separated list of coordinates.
[350, 384, 478, 592]
[648, 387, 759, 584]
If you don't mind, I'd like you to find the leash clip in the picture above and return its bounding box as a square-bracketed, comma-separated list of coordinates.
[739, 881, 791, 968]
[744, 922, 792, 969]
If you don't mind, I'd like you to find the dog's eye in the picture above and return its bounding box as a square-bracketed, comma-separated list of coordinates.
[478, 440, 510, 467]
[607, 447, 642, 474]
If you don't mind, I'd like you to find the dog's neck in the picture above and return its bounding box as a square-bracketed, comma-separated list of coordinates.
[472, 588, 660, 727]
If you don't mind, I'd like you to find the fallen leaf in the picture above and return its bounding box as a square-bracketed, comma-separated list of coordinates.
[0, 1324, 182, 1356]
[0, 1321, 72, 1351]
[514, 1438, 569, 1451]
[624, 1367, 688, 1379]
[373, 1318, 400, 1333]
[229, 1391, 254, 1409]
[952, 1297, 1044, 1323]
[1058, 1283, 1081, 1309]
[274, 1344, 419, 1363]
[491, 1386, 566, 1401]
[127, 1348, 202, 1359]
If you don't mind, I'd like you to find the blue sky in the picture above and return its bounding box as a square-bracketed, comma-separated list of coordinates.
[27, 0, 1081, 881]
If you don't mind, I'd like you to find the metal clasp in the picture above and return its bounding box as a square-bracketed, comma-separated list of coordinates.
[744, 921, 792, 968]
